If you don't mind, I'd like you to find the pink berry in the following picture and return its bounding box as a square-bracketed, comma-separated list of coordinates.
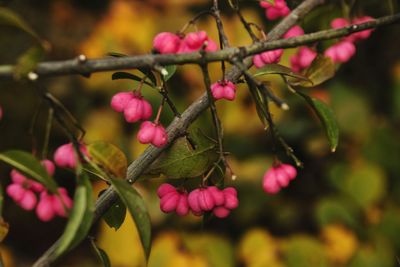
[223, 187, 237, 197]
[223, 190, 239, 210]
[331, 18, 350, 29]
[157, 183, 177, 198]
[262, 164, 297, 194]
[10, 169, 27, 185]
[188, 189, 202, 214]
[123, 96, 153, 123]
[197, 189, 215, 211]
[41, 159, 56, 176]
[280, 163, 297, 180]
[176, 194, 189, 216]
[111, 92, 134, 113]
[350, 16, 374, 41]
[153, 32, 182, 54]
[283, 25, 304, 39]
[290, 46, 317, 72]
[263, 171, 281, 194]
[253, 49, 284, 68]
[211, 80, 237, 101]
[160, 191, 180, 213]
[213, 206, 231, 218]
[207, 186, 225, 206]
[6, 183, 25, 202]
[260, 0, 290, 20]
[53, 188, 73, 217]
[36, 192, 56, 222]
[137, 121, 168, 147]
[54, 143, 88, 169]
[19, 190, 37, 210]
[178, 31, 218, 53]
[324, 41, 356, 63]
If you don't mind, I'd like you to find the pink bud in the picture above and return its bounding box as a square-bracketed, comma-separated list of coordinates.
[188, 189, 202, 214]
[36, 192, 56, 222]
[197, 189, 215, 211]
[253, 49, 283, 68]
[184, 31, 207, 49]
[211, 80, 237, 101]
[157, 183, 176, 198]
[152, 125, 168, 147]
[223, 187, 237, 197]
[160, 191, 179, 213]
[6, 183, 25, 202]
[54, 143, 87, 169]
[283, 25, 304, 39]
[137, 121, 156, 144]
[19, 190, 37, 210]
[176, 194, 189, 216]
[262, 0, 290, 20]
[211, 83, 225, 100]
[153, 32, 181, 54]
[111, 92, 134, 113]
[213, 206, 230, 218]
[262, 170, 281, 194]
[207, 186, 225, 206]
[274, 168, 291, 187]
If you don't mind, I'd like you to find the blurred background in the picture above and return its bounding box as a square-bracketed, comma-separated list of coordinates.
[1, 0, 400, 266]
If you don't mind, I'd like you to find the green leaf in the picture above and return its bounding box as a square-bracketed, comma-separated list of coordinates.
[111, 72, 153, 87]
[295, 55, 336, 87]
[90, 238, 111, 267]
[103, 196, 126, 231]
[14, 46, 45, 79]
[298, 93, 339, 152]
[254, 63, 310, 82]
[138, 67, 157, 86]
[109, 178, 152, 260]
[0, 150, 58, 193]
[87, 142, 128, 178]
[55, 173, 94, 258]
[0, 7, 44, 46]
[143, 129, 218, 179]
[107, 52, 128, 57]
[162, 65, 176, 82]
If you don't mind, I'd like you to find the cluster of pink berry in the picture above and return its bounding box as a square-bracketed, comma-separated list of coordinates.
[6, 160, 73, 222]
[262, 163, 297, 194]
[253, 25, 305, 69]
[111, 91, 168, 147]
[210, 80, 237, 101]
[157, 183, 239, 218]
[153, 31, 218, 54]
[324, 16, 374, 63]
[260, 0, 290, 21]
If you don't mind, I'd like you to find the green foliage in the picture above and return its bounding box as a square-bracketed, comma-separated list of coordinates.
[87, 141, 128, 178]
[283, 235, 329, 267]
[90, 238, 111, 267]
[296, 55, 336, 87]
[0, 150, 58, 193]
[254, 63, 310, 82]
[143, 129, 218, 179]
[54, 173, 94, 258]
[297, 92, 339, 152]
[103, 196, 127, 231]
[109, 178, 152, 261]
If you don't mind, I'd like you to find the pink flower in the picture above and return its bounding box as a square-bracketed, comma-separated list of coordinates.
[137, 121, 168, 147]
[54, 143, 89, 169]
[262, 163, 297, 194]
[260, 0, 290, 20]
[179, 31, 218, 53]
[210, 80, 237, 101]
[290, 46, 317, 72]
[153, 32, 182, 54]
[283, 25, 304, 39]
[111, 92, 134, 113]
[324, 41, 356, 63]
[253, 49, 284, 68]
[123, 96, 153, 123]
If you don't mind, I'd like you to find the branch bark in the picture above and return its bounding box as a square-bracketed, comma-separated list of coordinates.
[1, 11, 399, 79]
[30, 0, 400, 266]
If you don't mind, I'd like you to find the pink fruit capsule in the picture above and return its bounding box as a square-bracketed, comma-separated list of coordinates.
[157, 183, 176, 198]
[176, 194, 189, 216]
[160, 191, 179, 213]
[207, 186, 225, 206]
[153, 32, 182, 54]
[19, 190, 37, 210]
[111, 92, 134, 112]
[213, 206, 231, 218]
[188, 189, 202, 213]
[223, 191, 239, 210]
[36, 192, 56, 222]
